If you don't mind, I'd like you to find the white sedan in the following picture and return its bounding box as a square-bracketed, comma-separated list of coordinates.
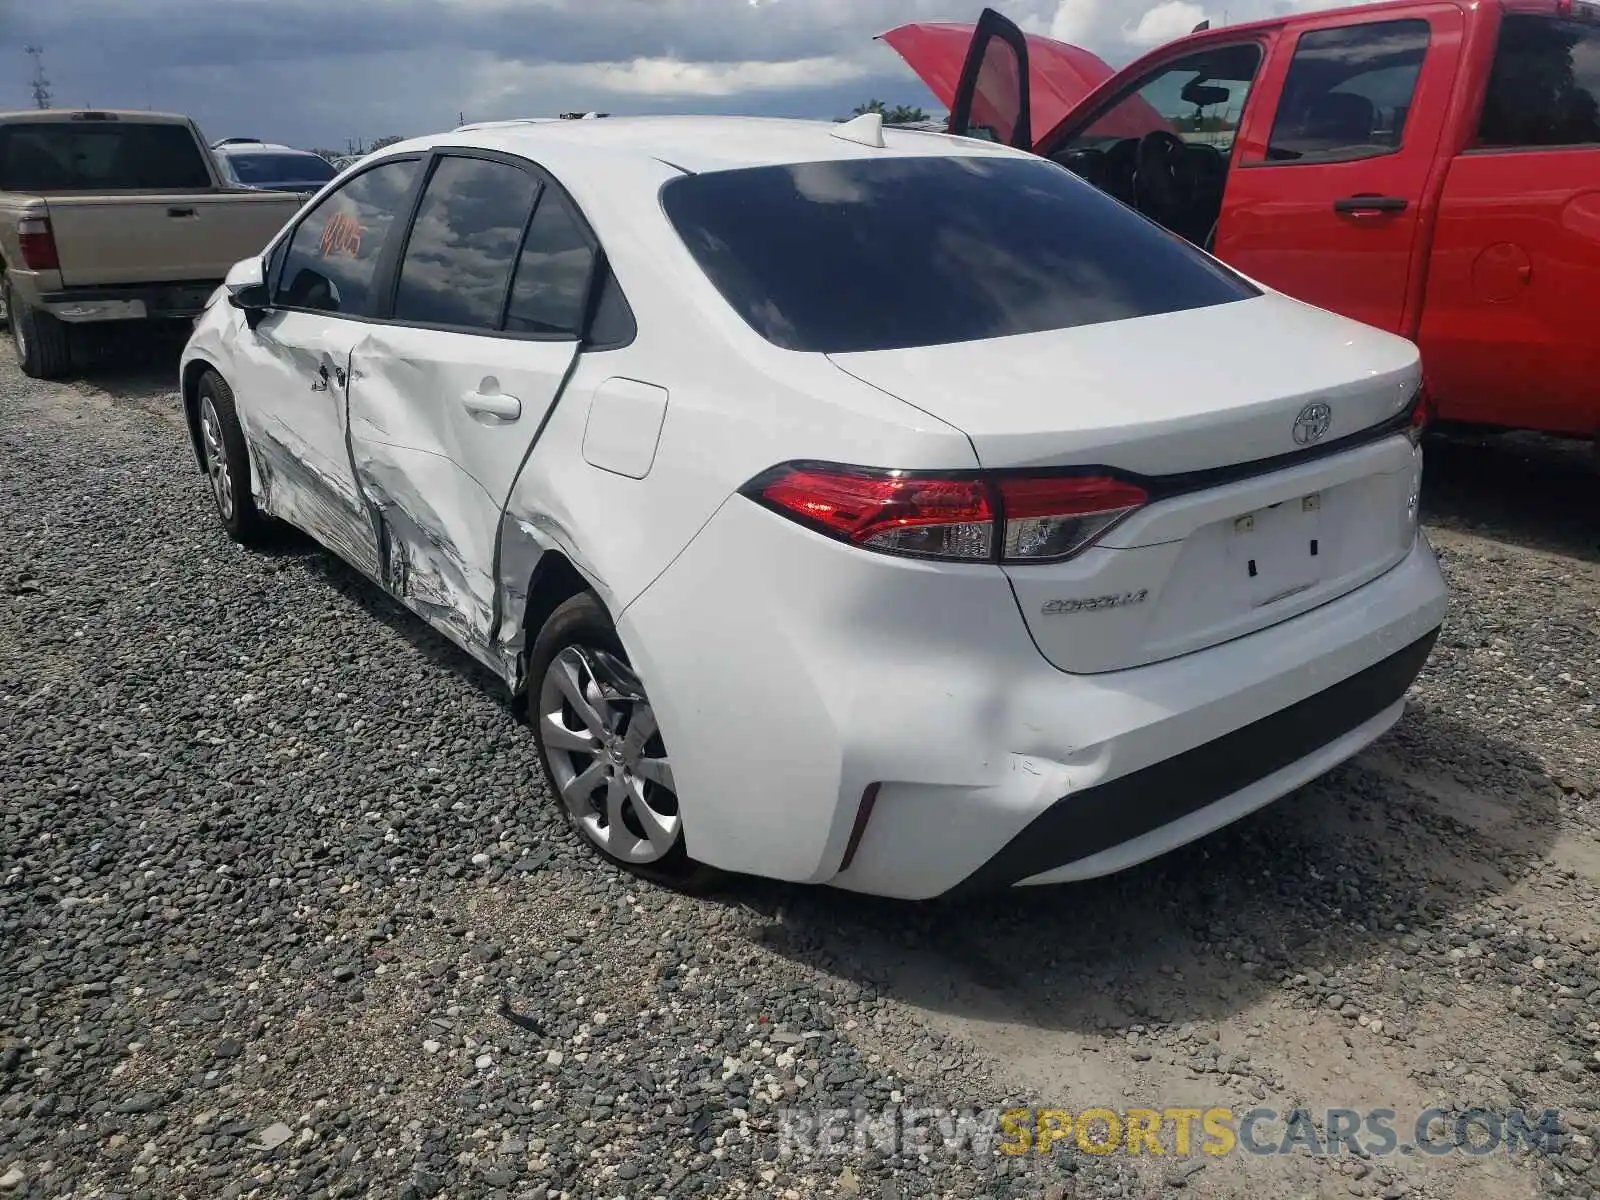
[180, 113, 1447, 900]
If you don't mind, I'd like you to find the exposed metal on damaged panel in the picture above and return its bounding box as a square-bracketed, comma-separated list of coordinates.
[249, 428, 382, 581]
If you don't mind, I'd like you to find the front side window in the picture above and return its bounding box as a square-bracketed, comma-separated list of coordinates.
[1069, 44, 1264, 157]
[1478, 15, 1600, 148]
[1266, 20, 1431, 163]
[393, 156, 539, 331]
[1050, 42, 1262, 237]
[661, 155, 1259, 355]
[274, 159, 420, 316]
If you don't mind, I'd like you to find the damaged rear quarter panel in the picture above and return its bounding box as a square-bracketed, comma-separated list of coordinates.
[480, 151, 986, 688]
[488, 334, 983, 690]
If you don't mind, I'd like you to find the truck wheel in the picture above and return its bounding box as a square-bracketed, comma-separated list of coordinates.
[5, 281, 74, 381]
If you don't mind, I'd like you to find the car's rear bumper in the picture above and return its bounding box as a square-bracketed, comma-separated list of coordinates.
[945, 627, 1436, 895]
[622, 495, 1447, 899]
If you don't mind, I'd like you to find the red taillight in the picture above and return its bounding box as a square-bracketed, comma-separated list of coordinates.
[753, 466, 995, 560]
[744, 463, 1146, 564]
[996, 475, 1148, 561]
[17, 217, 59, 271]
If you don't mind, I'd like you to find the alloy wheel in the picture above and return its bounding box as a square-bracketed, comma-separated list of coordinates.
[537, 645, 680, 864]
[198, 395, 235, 521]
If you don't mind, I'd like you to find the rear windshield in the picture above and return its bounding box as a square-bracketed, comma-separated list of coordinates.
[0, 122, 212, 191]
[225, 152, 337, 187]
[660, 155, 1259, 354]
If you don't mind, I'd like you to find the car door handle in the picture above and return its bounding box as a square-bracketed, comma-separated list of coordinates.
[1333, 194, 1408, 215]
[462, 389, 522, 422]
[167, 206, 198, 219]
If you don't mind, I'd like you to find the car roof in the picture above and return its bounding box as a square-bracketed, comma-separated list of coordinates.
[215, 142, 312, 155]
[0, 108, 194, 124]
[394, 114, 1030, 177]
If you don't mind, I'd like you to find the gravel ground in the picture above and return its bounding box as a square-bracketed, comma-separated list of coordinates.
[1, 350, 1597, 1200]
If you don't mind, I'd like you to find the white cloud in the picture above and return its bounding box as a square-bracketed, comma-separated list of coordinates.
[1028, 0, 1395, 62]
[3, 0, 1406, 146]
[467, 53, 867, 114]
[568, 55, 868, 97]
[1039, 0, 1104, 43]
[1125, 1, 1209, 45]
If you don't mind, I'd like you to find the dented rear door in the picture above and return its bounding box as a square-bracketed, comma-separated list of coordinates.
[347, 327, 578, 659]
[346, 155, 595, 663]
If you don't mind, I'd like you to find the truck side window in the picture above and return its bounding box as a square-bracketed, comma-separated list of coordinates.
[275, 159, 420, 317]
[1048, 42, 1263, 247]
[1478, 15, 1600, 148]
[1266, 20, 1431, 163]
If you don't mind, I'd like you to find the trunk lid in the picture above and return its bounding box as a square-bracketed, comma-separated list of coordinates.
[828, 292, 1424, 674]
[44, 191, 300, 286]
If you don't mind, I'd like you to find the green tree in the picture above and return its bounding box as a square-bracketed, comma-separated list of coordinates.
[846, 99, 932, 125]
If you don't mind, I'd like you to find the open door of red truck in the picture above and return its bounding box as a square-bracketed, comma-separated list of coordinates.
[879, 9, 1169, 145]
[883, 3, 1600, 444]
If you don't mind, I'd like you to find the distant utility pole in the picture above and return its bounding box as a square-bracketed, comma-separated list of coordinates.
[24, 45, 52, 110]
[458, 111, 466, 126]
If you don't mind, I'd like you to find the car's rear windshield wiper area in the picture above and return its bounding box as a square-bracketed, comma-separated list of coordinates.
[660, 154, 1259, 355]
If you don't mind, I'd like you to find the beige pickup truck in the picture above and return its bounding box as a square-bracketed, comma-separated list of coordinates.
[0, 109, 306, 379]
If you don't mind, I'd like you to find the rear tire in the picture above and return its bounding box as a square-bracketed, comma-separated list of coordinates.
[5, 279, 74, 380]
[195, 369, 268, 544]
[526, 592, 719, 892]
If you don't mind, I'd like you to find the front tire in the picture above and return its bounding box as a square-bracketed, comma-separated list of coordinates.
[5, 279, 74, 380]
[526, 592, 717, 891]
[195, 369, 267, 544]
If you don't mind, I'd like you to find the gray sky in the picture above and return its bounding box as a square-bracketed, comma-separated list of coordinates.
[1, 0, 1376, 150]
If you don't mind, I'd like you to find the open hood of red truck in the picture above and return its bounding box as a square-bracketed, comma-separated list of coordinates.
[878, 21, 1171, 149]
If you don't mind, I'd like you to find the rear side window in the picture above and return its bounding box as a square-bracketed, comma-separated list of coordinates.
[0, 122, 212, 191]
[1478, 15, 1600, 148]
[504, 190, 596, 336]
[393, 156, 538, 331]
[275, 159, 420, 316]
[660, 155, 1258, 355]
[1266, 20, 1432, 163]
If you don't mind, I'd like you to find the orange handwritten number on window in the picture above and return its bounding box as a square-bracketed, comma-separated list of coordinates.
[319, 212, 366, 259]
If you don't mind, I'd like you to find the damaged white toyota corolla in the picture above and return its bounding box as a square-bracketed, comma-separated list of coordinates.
[180, 114, 1447, 900]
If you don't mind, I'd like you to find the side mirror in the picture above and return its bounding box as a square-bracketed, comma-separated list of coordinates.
[227, 279, 272, 330]
[226, 280, 271, 311]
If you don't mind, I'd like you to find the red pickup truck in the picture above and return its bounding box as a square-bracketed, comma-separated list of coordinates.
[882, 0, 1600, 444]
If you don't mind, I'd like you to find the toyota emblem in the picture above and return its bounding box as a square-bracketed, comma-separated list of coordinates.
[1292, 402, 1333, 446]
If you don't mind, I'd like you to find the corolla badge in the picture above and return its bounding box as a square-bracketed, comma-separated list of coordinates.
[1292, 401, 1333, 446]
[1042, 589, 1148, 615]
